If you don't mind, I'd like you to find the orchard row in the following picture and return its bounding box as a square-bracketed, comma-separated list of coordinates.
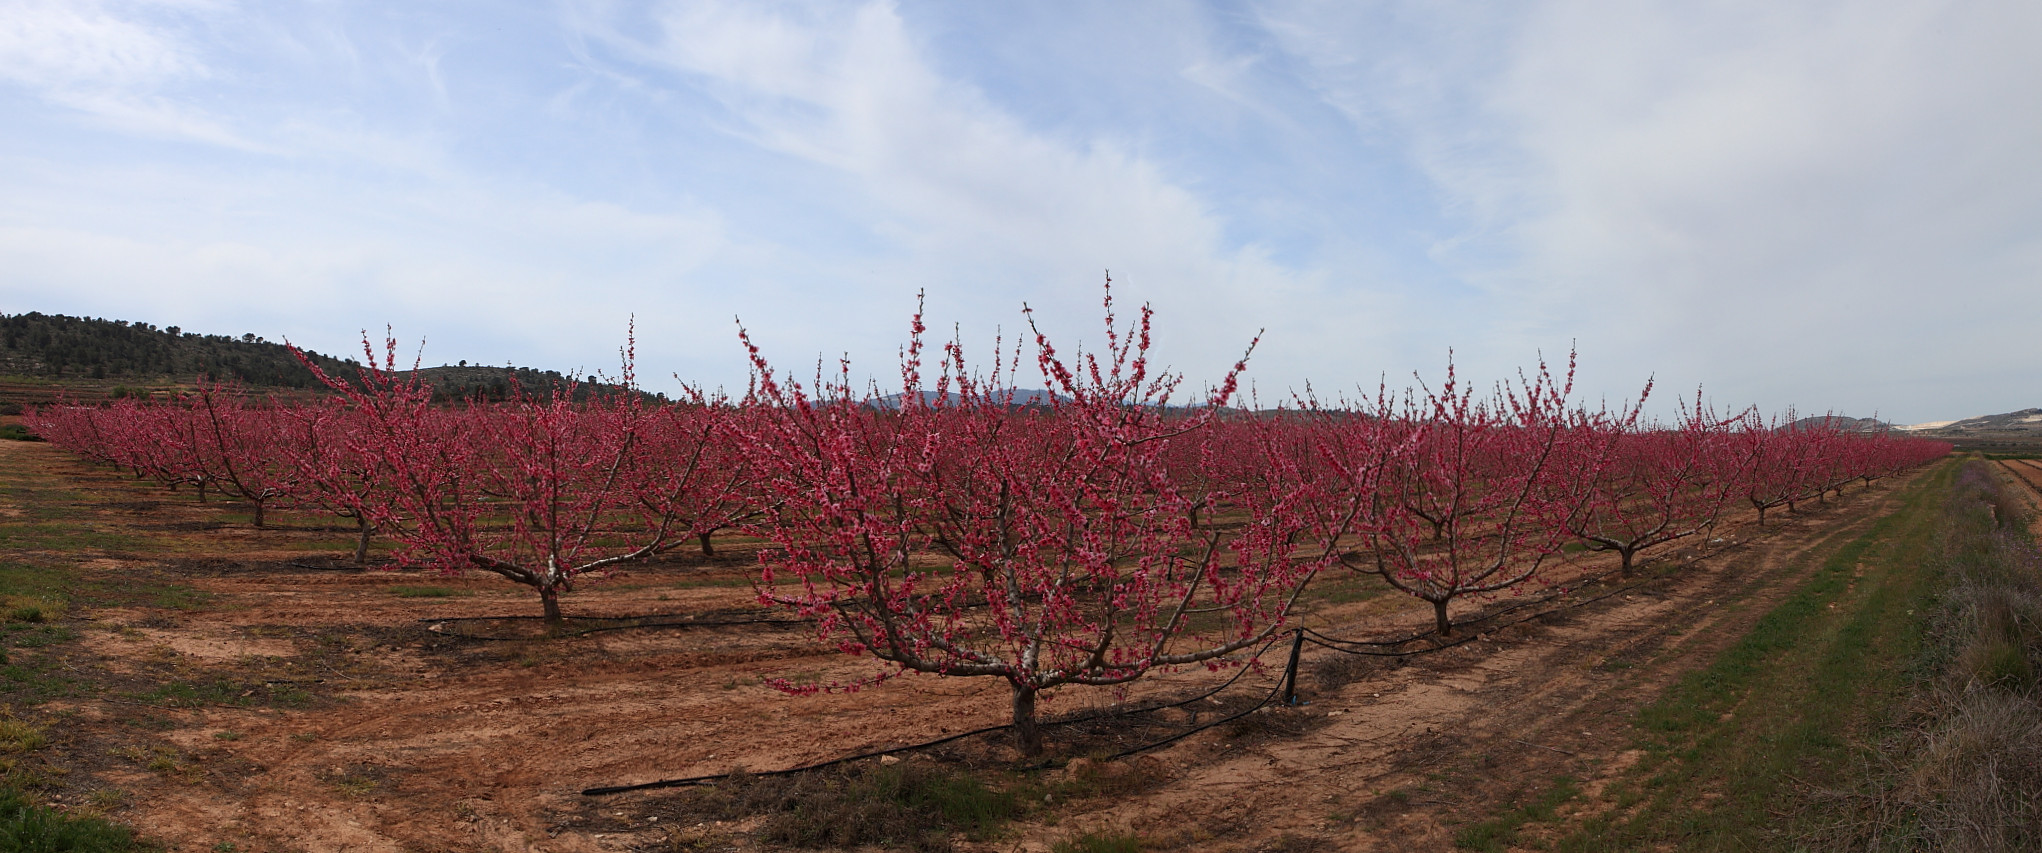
[23, 297, 1948, 751]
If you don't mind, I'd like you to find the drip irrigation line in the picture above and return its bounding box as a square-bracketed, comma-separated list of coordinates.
[1118, 566, 1694, 759]
[583, 539, 1747, 796]
[580, 720, 1014, 796]
[288, 561, 387, 572]
[582, 632, 1290, 796]
[1297, 571, 1665, 659]
[1299, 630, 1476, 657]
[418, 611, 810, 641]
[1107, 661, 1290, 760]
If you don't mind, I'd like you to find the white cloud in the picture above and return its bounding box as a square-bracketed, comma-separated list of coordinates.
[0, 0, 207, 89]
[1262, 0, 2042, 420]
[0, 0, 257, 147]
[563, 0, 1397, 395]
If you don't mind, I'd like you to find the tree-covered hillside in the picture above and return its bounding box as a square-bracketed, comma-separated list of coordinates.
[0, 312, 353, 388]
[0, 312, 642, 407]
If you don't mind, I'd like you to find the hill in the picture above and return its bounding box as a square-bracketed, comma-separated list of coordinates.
[1901, 407, 2042, 455]
[1933, 407, 2042, 434]
[0, 311, 639, 411]
[1779, 414, 1893, 433]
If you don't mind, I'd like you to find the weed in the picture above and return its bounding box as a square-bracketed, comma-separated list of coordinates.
[4, 624, 80, 649]
[667, 761, 1021, 852]
[1261, 834, 1328, 853]
[1454, 777, 1579, 851]
[1051, 832, 1144, 853]
[332, 775, 378, 798]
[1309, 653, 1377, 689]
[0, 789, 139, 851]
[130, 678, 310, 709]
[1813, 461, 2042, 852]
[0, 719, 46, 753]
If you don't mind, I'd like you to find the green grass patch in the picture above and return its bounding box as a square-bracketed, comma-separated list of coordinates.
[0, 564, 70, 610]
[1455, 777, 1580, 851]
[0, 719, 47, 754]
[1, 624, 78, 649]
[0, 523, 144, 553]
[76, 578, 211, 612]
[1051, 832, 1145, 853]
[669, 760, 1024, 851]
[1552, 462, 1952, 850]
[129, 678, 311, 709]
[0, 789, 140, 852]
[1306, 572, 1391, 606]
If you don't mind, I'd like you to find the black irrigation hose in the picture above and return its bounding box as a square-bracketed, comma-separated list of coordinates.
[582, 632, 1291, 796]
[1297, 569, 1671, 660]
[419, 611, 810, 641]
[1105, 671, 1289, 760]
[583, 537, 1757, 796]
[1112, 549, 1743, 757]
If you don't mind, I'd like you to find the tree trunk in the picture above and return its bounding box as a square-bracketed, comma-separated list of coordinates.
[698, 531, 716, 558]
[1619, 547, 1636, 576]
[252, 499, 266, 528]
[352, 516, 374, 565]
[1011, 684, 1044, 756]
[1433, 599, 1453, 637]
[540, 586, 565, 633]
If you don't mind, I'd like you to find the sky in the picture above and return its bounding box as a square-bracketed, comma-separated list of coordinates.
[2, 0, 2037, 424]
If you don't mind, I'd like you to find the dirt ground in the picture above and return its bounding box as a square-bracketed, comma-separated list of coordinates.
[0, 437, 1937, 852]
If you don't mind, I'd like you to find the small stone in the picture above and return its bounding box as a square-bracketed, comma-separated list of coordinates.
[879, 754, 902, 766]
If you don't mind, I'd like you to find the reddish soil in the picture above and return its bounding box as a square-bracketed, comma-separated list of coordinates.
[0, 437, 1927, 852]
[2001, 458, 2042, 538]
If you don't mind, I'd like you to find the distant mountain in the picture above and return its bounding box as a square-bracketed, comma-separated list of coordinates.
[1918, 408, 2042, 434]
[1779, 414, 1894, 433]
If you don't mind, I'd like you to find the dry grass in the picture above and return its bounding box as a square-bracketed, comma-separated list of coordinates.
[1822, 461, 2042, 851]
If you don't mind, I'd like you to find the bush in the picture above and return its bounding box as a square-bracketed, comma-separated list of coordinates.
[0, 424, 37, 442]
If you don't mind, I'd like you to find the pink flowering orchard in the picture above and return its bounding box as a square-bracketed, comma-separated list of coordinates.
[20, 296, 1953, 755]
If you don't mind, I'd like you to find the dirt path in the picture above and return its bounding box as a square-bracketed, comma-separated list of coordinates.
[1, 437, 1929, 852]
